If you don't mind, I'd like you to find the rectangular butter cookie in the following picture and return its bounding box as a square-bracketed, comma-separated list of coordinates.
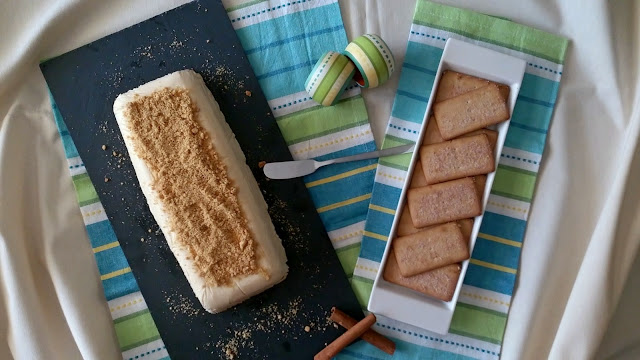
[384, 250, 461, 302]
[407, 177, 482, 227]
[423, 116, 445, 145]
[433, 84, 510, 140]
[435, 70, 490, 102]
[462, 128, 498, 151]
[393, 222, 469, 276]
[419, 133, 495, 185]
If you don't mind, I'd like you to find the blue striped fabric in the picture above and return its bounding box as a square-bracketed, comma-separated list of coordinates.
[345, 1, 568, 359]
[50, 93, 169, 359]
[103, 273, 140, 301]
[225, 0, 378, 278]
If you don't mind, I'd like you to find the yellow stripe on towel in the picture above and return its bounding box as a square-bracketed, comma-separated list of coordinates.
[469, 259, 517, 274]
[363, 230, 388, 242]
[306, 163, 378, 188]
[101, 267, 132, 281]
[478, 233, 522, 248]
[316, 193, 372, 213]
[368, 204, 396, 215]
[93, 241, 120, 253]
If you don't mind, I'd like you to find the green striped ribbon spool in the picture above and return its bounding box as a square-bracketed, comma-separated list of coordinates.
[344, 34, 395, 88]
[304, 50, 356, 106]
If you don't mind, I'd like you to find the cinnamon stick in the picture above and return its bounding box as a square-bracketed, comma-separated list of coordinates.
[314, 313, 376, 360]
[330, 308, 395, 355]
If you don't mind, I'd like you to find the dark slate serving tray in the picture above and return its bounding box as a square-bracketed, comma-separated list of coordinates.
[41, 0, 362, 358]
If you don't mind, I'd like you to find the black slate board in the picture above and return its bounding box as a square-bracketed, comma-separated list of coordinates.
[41, 0, 363, 358]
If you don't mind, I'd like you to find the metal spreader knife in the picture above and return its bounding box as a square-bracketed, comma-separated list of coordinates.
[263, 144, 415, 179]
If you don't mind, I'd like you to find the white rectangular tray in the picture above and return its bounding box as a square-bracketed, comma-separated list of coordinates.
[367, 38, 526, 334]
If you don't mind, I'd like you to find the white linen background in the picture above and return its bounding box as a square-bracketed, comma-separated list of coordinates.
[0, 0, 638, 359]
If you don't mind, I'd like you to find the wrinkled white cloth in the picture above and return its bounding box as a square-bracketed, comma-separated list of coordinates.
[0, 0, 638, 359]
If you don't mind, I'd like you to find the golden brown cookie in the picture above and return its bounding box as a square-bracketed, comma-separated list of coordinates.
[498, 84, 510, 101]
[457, 218, 474, 242]
[396, 206, 422, 237]
[423, 116, 445, 145]
[383, 249, 461, 302]
[409, 163, 428, 188]
[433, 84, 510, 140]
[393, 222, 469, 276]
[435, 70, 490, 102]
[419, 134, 495, 185]
[473, 175, 487, 199]
[462, 128, 498, 151]
[407, 177, 483, 227]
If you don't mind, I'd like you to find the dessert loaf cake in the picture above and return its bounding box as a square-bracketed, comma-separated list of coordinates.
[113, 70, 288, 313]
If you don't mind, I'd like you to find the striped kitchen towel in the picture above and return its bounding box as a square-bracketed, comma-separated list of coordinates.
[344, 1, 569, 359]
[49, 0, 375, 359]
[50, 95, 169, 360]
[223, 0, 377, 277]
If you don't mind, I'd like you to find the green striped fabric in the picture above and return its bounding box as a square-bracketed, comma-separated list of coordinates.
[277, 96, 368, 145]
[227, 0, 379, 294]
[344, 1, 569, 359]
[50, 94, 169, 360]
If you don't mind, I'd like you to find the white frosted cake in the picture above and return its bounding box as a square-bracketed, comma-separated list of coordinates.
[113, 70, 288, 313]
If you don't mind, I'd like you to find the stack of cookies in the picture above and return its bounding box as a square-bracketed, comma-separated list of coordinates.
[383, 71, 511, 302]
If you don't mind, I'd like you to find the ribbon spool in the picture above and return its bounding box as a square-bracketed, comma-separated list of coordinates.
[344, 34, 395, 89]
[304, 51, 356, 107]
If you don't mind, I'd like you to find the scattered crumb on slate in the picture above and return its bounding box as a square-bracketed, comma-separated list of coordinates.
[212, 295, 334, 358]
[225, 347, 236, 359]
[216, 329, 253, 360]
[104, 177, 110, 182]
[268, 198, 310, 252]
[165, 292, 202, 318]
[258, 161, 266, 168]
[210, 65, 245, 91]
[101, 144, 107, 150]
[170, 39, 184, 49]
[245, 90, 251, 97]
